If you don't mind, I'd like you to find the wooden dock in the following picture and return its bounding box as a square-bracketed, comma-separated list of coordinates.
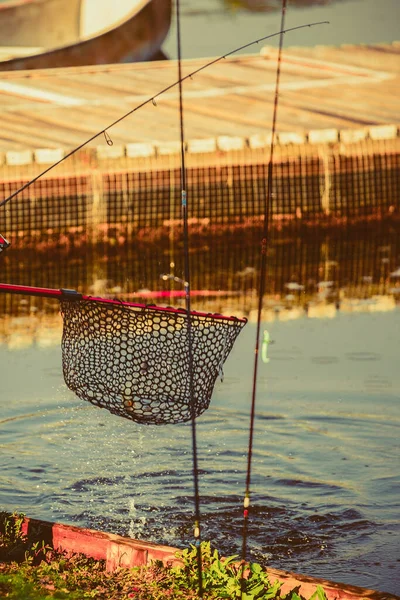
[0, 42, 399, 156]
[0, 43, 399, 243]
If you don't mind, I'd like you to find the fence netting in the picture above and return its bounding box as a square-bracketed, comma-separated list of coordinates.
[1, 137, 398, 246]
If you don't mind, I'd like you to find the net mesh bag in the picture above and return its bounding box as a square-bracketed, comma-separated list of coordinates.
[60, 299, 247, 425]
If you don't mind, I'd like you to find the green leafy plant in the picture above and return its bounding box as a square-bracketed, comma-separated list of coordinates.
[0, 511, 28, 562]
[0, 515, 329, 600]
[170, 542, 326, 600]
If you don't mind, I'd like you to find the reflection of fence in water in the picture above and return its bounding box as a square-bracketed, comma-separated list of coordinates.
[1, 226, 399, 319]
[1, 137, 399, 244]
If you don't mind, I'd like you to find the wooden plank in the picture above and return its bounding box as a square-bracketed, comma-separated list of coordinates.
[286, 44, 400, 73]
[279, 90, 394, 127]
[0, 43, 398, 153]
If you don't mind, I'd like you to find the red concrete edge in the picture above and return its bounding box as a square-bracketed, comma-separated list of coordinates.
[20, 516, 179, 571]
[14, 515, 398, 600]
[265, 566, 398, 600]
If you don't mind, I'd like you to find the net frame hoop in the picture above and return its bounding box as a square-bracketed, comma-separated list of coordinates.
[0, 283, 247, 324]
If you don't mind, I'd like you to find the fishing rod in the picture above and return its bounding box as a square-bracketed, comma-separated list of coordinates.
[0, 283, 243, 320]
[241, 0, 288, 593]
[0, 20, 328, 211]
[174, 0, 204, 595]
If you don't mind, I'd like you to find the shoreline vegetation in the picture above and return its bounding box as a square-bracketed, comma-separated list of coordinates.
[0, 512, 329, 600]
[1, 513, 398, 600]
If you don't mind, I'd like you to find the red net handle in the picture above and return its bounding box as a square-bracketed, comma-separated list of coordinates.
[0, 283, 247, 323]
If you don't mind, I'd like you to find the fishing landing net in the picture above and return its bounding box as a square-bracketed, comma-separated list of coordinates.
[0, 285, 246, 425]
[60, 297, 246, 425]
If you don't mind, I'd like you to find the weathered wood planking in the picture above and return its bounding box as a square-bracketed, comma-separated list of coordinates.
[0, 43, 398, 153]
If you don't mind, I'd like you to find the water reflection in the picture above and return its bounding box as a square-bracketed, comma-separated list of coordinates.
[0, 224, 399, 344]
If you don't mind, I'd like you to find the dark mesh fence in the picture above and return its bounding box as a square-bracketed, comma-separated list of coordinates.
[1, 174, 91, 248]
[330, 141, 400, 217]
[0, 138, 398, 244]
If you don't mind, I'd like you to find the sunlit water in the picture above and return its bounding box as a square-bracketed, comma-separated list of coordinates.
[1, 306, 399, 593]
[163, 0, 400, 59]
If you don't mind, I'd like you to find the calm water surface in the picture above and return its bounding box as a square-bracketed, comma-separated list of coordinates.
[163, 0, 400, 59]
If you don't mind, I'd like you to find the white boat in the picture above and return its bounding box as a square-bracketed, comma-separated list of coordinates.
[0, 0, 172, 70]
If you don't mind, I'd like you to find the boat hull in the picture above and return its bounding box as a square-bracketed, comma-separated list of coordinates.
[0, 0, 172, 70]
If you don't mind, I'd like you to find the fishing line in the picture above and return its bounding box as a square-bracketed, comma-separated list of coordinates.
[176, 0, 203, 595]
[0, 20, 328, 211]
[240, 0, 287, 590]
